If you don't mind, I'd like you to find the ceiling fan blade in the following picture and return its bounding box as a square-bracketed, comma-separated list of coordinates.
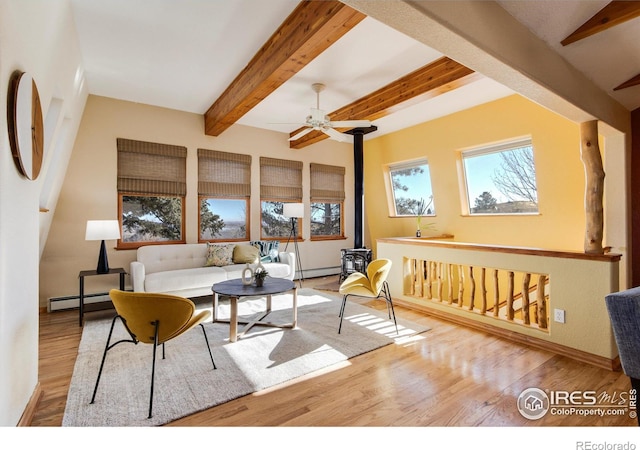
[323, 127, 350, 142]
[289, 127, 314, 141]
[330, 120, 371, 128]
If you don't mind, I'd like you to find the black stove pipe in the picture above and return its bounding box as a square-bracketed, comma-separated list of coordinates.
[345, 126, 377, 249]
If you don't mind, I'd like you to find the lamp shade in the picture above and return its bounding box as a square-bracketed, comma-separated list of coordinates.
[283, 202, 304, 219]
[85, 220, 121, 241]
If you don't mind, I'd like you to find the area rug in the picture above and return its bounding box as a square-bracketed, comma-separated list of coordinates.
[62, 288, 430, 427]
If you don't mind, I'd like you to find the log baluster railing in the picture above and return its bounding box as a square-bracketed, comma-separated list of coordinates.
[404, 258, 551, 331]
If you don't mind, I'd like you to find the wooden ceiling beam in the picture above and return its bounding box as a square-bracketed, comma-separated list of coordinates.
[289, 57, 477, 149]
[203, 1, 365, 137]
[614, 73, 640, 91]
[561, 1, 640, 46]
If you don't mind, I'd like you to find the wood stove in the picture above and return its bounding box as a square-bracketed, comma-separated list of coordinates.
[339, 248, 372, 282]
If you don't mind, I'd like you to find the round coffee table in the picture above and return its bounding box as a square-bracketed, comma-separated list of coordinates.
[211, 278, 297, 342]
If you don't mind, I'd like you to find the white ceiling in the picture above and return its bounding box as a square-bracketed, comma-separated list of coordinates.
[69, 0, 640, 142]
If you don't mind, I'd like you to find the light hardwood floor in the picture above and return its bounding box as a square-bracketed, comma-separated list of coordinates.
[31, 275, 636, 427]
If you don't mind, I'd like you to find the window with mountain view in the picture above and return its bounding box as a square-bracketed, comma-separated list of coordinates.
[388, 158, 435, 217]
[198, 149, 251, 242]
[310, 163, 344, 240]
[116, 138, 187, 248]
[461, 138, 539, 215]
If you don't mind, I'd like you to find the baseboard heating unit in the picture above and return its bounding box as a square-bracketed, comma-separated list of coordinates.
[48, 292, 111, 312]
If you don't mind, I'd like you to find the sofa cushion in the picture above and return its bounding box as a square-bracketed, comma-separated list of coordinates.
[250, 240, 280, 262]
[205, 243, 235, 267]
[137, 243, 207, 273]
[233, 244, 260, 264]
[145, 266, 227, 294]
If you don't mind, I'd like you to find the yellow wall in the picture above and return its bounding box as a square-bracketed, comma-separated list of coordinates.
[364, 95, 588, 254]
[39, 95, 355, 306]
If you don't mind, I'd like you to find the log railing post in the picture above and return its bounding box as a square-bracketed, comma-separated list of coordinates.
[425, 261, 433, 299]
[446, 264, 454, 304]
[468, 266, 476, 311]
[537, 274, 548, 329]
[522, 273, 531, 325]
[480, 267, 487, 314]
[416, 260, 424, 297]
[493, 269, 500, 317]
[437, 263, 443, 301]
[457, 265, 465, 307]
[580, 120, 605, 254]
[506, 271, 515, 321]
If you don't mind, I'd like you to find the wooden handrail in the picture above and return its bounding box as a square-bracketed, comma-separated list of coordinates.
[378, 237, 622, 262]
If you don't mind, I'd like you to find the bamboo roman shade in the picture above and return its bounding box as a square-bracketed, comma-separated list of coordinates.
[260, 157, 303, 200]
[198, 149, 251, 198]
[310, 163, 345, 203]
[117, 138, 187, 196]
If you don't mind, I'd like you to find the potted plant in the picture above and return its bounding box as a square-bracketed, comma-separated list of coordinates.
[254, 268, 269, 287]
[414, 196, 434, 237]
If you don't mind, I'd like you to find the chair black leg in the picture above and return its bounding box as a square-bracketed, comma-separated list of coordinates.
[383, 282, 398, 334]
[90, 315, 119, 404]
[338, 295, 348, 334]
[199, 324, 216, 370]
[148, 320, 159, 419]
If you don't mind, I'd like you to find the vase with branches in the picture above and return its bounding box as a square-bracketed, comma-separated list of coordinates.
[413, 196, 434, 237]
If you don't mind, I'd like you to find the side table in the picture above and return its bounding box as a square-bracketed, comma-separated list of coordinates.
[78, 268, 126, 326]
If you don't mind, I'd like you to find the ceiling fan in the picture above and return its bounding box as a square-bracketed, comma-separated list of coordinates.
[286, 83, 372, 142]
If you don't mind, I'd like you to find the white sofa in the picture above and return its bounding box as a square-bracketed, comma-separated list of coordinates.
[130, 242, 296, 298]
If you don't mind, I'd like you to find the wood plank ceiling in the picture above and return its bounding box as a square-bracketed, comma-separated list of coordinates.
[203, 0, 478, 149]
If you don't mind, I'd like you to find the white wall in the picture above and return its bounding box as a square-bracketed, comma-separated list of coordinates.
[0, 0, 87, 426]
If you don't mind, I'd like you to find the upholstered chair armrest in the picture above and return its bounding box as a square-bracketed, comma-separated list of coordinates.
[130, 261, 146, 292]
[278, 252, 296, 280]
[605, 287, 640, 379]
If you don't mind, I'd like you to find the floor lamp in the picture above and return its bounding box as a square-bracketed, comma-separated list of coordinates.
[283, 202, 304, 287]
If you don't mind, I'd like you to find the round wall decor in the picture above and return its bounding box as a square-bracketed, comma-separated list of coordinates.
[7, 70, 44, 180]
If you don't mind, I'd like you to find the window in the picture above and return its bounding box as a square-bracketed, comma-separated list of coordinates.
[461, 138, 538, 215]
[387, 158, 435, 216]
[198, 149, 251, 241]
[310, 163, 344, 239]
[260, 157, 303, 239]
[117, 138, 187, 248]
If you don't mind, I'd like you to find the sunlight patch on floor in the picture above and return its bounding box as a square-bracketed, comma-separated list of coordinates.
[251, 360, 352, 396]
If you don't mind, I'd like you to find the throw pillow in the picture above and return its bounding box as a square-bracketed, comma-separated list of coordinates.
[250, 240, 280, 262]
[233, 244, 260, 264]
[204, 243, 235, 267]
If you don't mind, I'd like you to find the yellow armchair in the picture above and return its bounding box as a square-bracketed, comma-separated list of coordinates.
[90, 289, 217, 419]
[338, 258, 397, 334]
